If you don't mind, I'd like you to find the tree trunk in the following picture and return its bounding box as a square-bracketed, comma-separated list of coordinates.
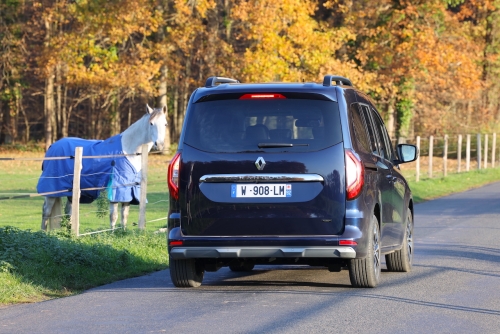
[176, 81, 185, 135]
[111, 95, 120, 135]
[61, 85, 69, 138]
[0, 82, 3, 143]
[12, 94, 19, 143]
[55, 63, 62, 140]
[0, 101, 11, 144]
[89, 96, 95, 138]
[20, 100, 30, 142]
[156, 64, 171, 151]
[44, 18, 55, 150]
[467, 100, 472, 130]
[155, 1, 171, 151]
[180, 60, 191, 132]
[45, 73, 55, 150]
[223, 0, 233, 41]
[96, 103, 103, 139]
[173, 79, 179, 140]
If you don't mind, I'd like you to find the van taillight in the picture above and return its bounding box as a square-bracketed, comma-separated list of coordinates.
[345, 149, 364, 200]
[168, 152, 181, 200]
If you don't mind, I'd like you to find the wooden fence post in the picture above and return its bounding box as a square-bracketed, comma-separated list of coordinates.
[492, 133, 497, 168]
[71, 147, 83, 236]
[477, 133, 482, 170]
[457, 134, 462, 173]
[484, 134, 488, 169]
[443, 135, 448, 177]
[138, 144, 148, 230]
[416, 136, 420, 182]
[466, 134, 471, 171]
[429, 135, 434, 178]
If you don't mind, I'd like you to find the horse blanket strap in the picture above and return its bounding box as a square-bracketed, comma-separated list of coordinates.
[37, 135, 142, 204]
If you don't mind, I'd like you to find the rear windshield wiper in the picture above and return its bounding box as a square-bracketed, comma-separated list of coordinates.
[258, 143, 310, 148]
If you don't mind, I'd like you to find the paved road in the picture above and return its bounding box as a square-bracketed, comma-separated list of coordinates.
[2, 182, 500, 333]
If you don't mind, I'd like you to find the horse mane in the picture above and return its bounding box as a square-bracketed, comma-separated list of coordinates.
[148, 108, 164, 123]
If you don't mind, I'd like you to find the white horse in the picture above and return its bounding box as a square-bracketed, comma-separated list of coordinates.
[38, 104, 168, 231]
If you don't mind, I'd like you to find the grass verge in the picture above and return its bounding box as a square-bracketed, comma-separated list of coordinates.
[405, 168, 500, 203]
[0, 227, 168, 305]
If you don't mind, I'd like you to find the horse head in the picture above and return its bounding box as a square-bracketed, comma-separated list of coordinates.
[146, 104, 168, 151]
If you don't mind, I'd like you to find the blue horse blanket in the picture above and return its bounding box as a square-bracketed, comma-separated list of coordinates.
[37, 135, 141, 204]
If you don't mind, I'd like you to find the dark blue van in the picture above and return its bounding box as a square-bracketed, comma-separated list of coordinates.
[167, 75, 418, 288]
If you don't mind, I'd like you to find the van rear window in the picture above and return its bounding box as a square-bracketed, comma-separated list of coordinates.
[183, 98, 342, 153]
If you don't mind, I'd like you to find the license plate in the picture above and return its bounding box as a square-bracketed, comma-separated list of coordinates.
[231, 184, 292, 198]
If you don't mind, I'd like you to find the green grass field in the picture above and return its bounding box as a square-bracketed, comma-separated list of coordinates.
[0, 152, 170, 232]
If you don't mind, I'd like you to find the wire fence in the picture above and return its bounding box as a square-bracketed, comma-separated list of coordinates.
[0, 147, 172, 236]
[3, 133, 497, 234]
[399, 133, 499, 181]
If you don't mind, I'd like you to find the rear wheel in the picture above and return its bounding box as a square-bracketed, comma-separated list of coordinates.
[169, 257, 204, 287]
[229, 262, 255, 272]
[386, 208, 413, 272]
[348, 214, 381, 288]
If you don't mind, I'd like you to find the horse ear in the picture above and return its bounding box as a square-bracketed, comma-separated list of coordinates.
[162, 105, 167, 114]
[146, 104, 153, 114]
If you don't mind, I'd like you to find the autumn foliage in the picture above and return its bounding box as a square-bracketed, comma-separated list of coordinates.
[1, 0, 499, 149]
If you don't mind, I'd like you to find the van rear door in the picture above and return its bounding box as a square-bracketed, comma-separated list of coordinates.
[178, 93, 346, 236]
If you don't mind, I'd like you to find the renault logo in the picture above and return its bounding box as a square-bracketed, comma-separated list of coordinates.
[255, 157, 266, 170]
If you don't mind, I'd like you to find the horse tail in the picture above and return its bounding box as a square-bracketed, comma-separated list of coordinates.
[107, 166, 115, 201]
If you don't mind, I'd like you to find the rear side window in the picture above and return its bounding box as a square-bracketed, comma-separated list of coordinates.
[359, 105, 379, 155]
[349, 103, 371, 154]
[183, 97, 343, 153]
[370, 108, 394, 161]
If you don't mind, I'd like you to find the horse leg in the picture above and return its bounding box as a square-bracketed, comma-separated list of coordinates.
[41, 197, 62, 231]
[110, 202, 118, 229]
[64, 197, 72, 225]
[41, 197, 56, 230]
[121, 202, 131, 230]
[49, 198, 62, 230]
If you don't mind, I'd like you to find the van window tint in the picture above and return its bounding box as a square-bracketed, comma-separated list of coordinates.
[370, 108, 394, 161]
[349, 103, 371, 154]
[359, 105, 379, 155]
[184, 99, 342, 153]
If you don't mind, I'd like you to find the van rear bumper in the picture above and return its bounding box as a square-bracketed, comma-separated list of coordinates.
[169, 246, 356, 259]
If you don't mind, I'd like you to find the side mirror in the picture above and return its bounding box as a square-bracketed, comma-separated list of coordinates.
[396, 144, 419, 164]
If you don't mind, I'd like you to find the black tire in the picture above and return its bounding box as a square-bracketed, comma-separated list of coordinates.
[348, 214, 381, 288]
[169, 257, 204, 287]
[386, 208, 413, 272]
[229, 262, 255, 272]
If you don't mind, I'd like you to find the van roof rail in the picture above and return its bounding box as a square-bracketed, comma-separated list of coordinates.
[205, 76, 240, 88]
[323, 75, 353, 87]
